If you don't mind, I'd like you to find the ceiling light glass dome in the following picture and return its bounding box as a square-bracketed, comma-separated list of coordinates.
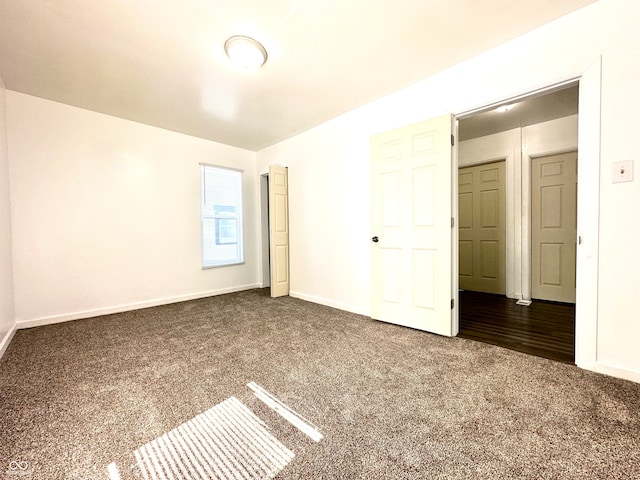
[224, 36, 267, 70]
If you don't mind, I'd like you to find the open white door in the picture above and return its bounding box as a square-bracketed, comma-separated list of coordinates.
[269, 165, 290, 297]
[370, 114, 455, 336]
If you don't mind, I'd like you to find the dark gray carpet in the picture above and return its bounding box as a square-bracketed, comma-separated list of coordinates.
[1, 288, 639, 479]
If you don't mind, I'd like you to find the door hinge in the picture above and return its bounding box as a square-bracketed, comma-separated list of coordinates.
[451, 217, 455, 228]
[451, 134, 455, 146]
[451, 298, 455, 309]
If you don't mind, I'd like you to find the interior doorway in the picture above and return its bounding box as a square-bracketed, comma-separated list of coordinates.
[260, 173, 270, 288]
[260, 166, 291, 298]
[456, 83, 579, 363]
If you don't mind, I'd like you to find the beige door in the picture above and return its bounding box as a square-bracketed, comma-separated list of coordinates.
[458, 161, 506, 294]
[269, 165, 290, 297]
[531, 151, 577, 303]
[370, 114, 455, 336]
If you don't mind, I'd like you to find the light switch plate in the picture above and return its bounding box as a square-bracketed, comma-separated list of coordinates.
[612, 160, 634, 183]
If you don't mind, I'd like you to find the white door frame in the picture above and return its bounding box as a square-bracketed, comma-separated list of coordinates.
[260, 173, 270, 287]
[454, 58, 601, 369]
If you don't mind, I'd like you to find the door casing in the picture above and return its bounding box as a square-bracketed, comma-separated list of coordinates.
[453, 59, 601, 370]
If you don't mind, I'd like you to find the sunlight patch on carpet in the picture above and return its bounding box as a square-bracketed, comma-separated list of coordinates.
[248, 382, 324, 442]
[111, 396, 294, 480]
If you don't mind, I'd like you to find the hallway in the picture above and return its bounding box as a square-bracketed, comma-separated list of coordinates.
[458, 290, 575, 364]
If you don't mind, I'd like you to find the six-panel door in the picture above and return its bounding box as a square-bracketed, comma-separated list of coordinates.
[370, 114, 454, 336]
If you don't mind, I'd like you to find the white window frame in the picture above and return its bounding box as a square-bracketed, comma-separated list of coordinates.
[200, 164, 244, 268]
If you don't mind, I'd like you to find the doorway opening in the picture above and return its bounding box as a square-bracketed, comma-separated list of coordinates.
[456, 83, 579, 363]
[260, 173, 270, 288]
[260, 166, 291, 298]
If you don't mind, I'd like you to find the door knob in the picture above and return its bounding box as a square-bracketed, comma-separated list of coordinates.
[371, 236, 379, 243]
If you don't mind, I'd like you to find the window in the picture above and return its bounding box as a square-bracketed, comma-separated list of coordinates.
[200, 165, 244, 267]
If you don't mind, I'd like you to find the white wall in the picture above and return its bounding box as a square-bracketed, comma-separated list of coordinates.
[0, 74, 16, 353]
[257, 0, 640, 381]
[7, 92, 260, 326]
[258, 119, 372, 314]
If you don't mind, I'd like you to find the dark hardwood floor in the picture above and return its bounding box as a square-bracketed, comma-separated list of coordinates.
[458, 290, 575, 364]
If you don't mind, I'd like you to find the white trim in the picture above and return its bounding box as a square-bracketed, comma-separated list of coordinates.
[198, 162, 244, 173]
[592, 362, 640, 385]
[200, 164, 245, 268]
[574, 57, 601, 370]
[289, 290, 368, 316]
[454, 59, 601, 374]
[0, 324, 17, 359]
[15, 284, 261, 329]
[259, 173, 271, 288]
[451, 116, 459, 336]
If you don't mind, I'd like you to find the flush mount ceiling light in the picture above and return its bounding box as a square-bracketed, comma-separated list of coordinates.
[224, 35, 268, 70]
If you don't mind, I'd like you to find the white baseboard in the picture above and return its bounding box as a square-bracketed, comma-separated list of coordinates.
[15, 283, 262, 330]
[289, 290, 369, 317]
[592, 361, 640, 384]
[0, 324, 17, 359]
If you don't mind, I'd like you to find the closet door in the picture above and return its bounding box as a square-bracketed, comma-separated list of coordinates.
[531, 151, 577, 303]
[269, 165, 290, 297]
[458, 161, 506, 294]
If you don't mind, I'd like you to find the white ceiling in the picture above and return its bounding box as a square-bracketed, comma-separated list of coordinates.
[459, 84, 579, 141]
[0, 0, 598, 151]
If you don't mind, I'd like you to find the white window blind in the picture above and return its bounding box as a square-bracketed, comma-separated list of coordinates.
[200, 165, 244, 267]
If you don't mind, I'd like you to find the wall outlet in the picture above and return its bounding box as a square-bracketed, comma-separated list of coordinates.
[612, 160, 634, 183]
